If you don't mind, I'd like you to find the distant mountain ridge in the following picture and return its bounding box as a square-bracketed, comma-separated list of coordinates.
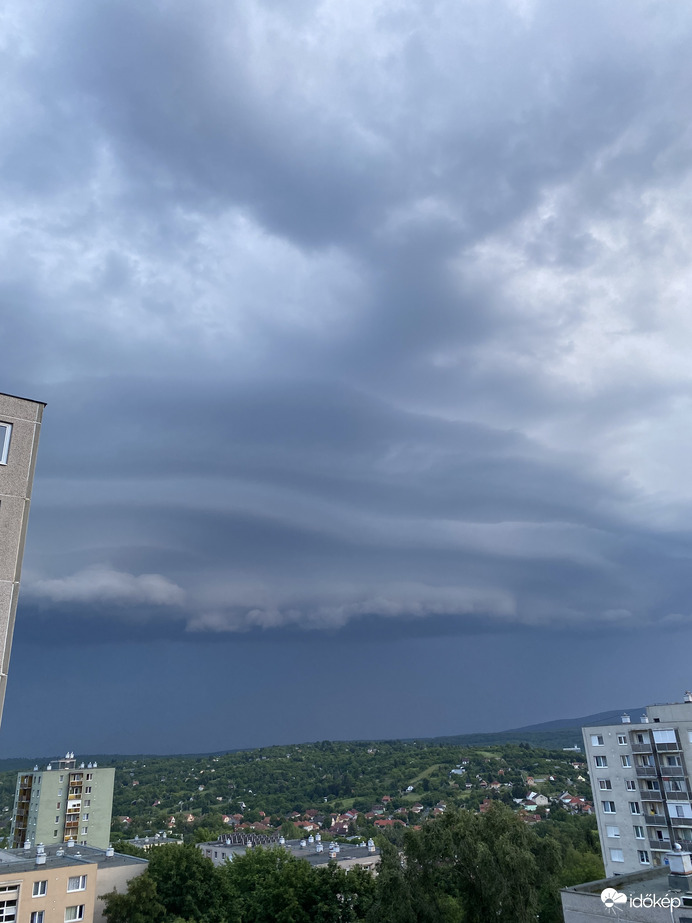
[0, 707, 645, 770]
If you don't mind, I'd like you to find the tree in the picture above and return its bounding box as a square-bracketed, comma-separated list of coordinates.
[102, 873, 167, 923]
[147, 845, 225, 921]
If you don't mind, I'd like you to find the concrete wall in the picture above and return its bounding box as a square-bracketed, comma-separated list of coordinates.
[94, 859, 148, 923]
[0, 393, 44, 725]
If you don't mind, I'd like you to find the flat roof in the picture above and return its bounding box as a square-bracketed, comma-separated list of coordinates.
[565, 867, 674, 901]
[0, 843, 146, 875]
[199, 838, 379, 869]
[0, 392, 46, 406]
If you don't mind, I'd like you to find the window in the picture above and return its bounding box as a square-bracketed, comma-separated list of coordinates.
[0, 423, 12, 465]
[609, 848, 624, 863]
[31, 913, 44, 923]
[635, 733, 648, 744]
[666, 755, 683, 767]
[602, 801, 616, 813]
[638, 850, 650, 864]
[64, 907, 84, 922]
[591, 735, 604, 746]
[83, 800, 90, 807]
[82, 813, 88, 821]
[626, 780, 636, 791]
[32, 881, 47, 897]
[653, 729, 677, 745]
[598, 780, 612, 790]
[86, 774, 92, 781]
[67, 876, 87, 892]
[645, 780, 660, 791]
[84, 787, 91, 794]
[59, 776, 64, 783]
[57, 790, 62, 797]
[605, 825, 620, 838]
[621, 755, 632, 768]
[617, 734, 628, 745]
[81, 827, 87, 835]
[0, 899, 17, 922]
[56, 803, 60, 809]
[53, 831, 57, 837]
[630, 802, 641, 814]
[633, 825, 644, 839]
[55, 816, 60, 823]
[594, 755, 607, 767]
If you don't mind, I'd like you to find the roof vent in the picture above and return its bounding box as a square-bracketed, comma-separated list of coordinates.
[35, 854, 46, 865]
[367, 838, 376, 853]
[67, 838, 75, 848]
[641, 715, 650, 723]
[106, 846, 115, 858]
[685, 692, 692, 704]
[300, 839, 306, 849]
[23, 840, 31, 851]
[621, 714, 631, 724]
[56, 849, 64, 858]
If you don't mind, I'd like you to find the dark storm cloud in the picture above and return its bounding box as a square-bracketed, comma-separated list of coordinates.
[4, 0, 692, 650]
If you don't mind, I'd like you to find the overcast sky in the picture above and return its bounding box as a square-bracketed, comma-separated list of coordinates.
[2, 0, 692, 756]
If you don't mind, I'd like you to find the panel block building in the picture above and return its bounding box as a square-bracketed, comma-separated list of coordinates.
[0, 392, 45, 726]
[11, 755, 115, 850]
[584, 695, 692, 877]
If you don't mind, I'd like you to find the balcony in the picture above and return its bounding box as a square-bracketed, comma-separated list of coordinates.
[635, 766, 657, 777]
[632, 742, 653, 752]
[664, 790, 690, 801]
[669, 817, 692, 827]
[639, 789, 662, 800]
[645, 813, 667, 824]
[649, 838, 671, 850]
[654, 742, 681, 752]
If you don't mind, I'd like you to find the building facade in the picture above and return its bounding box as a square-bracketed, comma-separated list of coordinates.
[584, 696, 692, 877]
[0, 392, 45, 726]
[0, 842, 147, 923]
[11, 756, 115, 851]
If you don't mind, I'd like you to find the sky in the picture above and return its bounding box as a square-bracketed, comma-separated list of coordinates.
[2, 0, 692, 756]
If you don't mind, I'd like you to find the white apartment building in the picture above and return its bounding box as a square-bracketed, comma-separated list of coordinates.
[584, 695, 692, 877]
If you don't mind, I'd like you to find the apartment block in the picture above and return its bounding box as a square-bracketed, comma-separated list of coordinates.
[0, 841, 147, 923]
[584, 695, 692, 877]
[0, 392, 45, 726]
[11, 755, 115, 851]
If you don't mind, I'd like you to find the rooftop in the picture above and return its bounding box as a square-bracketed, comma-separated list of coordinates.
[0, 843, 147, 875]
[198, 836, 380, 869]
[567, 867, 674, 901]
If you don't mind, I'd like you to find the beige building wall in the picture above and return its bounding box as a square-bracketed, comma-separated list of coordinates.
[0, 393, 45, 726]
[93, 861, 148, 923]
[0, 860, 98, 923]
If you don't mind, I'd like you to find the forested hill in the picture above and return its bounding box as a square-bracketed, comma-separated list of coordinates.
[0, 704, 641, 773]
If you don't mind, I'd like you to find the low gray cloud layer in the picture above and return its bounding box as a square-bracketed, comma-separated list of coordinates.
[4, 0, 692, 648]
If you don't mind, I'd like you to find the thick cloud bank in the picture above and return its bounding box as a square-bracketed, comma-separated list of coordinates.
[4, 0, 692, 642]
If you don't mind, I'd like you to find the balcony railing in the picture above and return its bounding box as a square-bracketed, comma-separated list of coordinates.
[632, 742, 653, 752]
[649, 838, 671, 850]
[669, 817, 692, 827]
[644, 813, 667, 824]
[654, 742, 681, 752]
[639, 789, 662, 800]
[664, 790, 690, 801]
[635, 766, 657, 777]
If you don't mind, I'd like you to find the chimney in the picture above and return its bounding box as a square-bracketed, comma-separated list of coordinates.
[621, 714, 631, 724]
[667, 848, 692, 892]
